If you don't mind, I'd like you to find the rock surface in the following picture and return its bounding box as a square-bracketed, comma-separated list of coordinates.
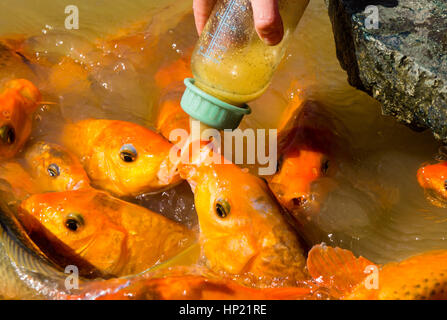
[327, 0, 447, 141]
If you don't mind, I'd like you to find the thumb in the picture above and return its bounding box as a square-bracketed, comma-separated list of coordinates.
[251, 0, 284, 46]
[193, 0, 218, 35]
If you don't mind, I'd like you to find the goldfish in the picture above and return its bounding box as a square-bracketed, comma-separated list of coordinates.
[97, 5, 194, 74]
[154, 48, 193, 90]
[18, 189, 196, 278]
[0, 39, 37, 85]
[156, 90, 190, 142]
[0, 79, 41, 159]
[46, 57, 91, 95]
[62, 119, 181, 196]
[307, 244, 447, 300]
[0, 161, 37, 204]
[0, 217, 66, 300]
[154, 49, 193, 141]
[23, 141, 91, 192]
[417, 160, 447, 208]
[267, 97, 337, 221]
[0, 161, 59, 284]
[179, 147, 307, 288]
[66, 268, 312, 300]
[0, 141, 90, 202]
[97, 20, 159, 72]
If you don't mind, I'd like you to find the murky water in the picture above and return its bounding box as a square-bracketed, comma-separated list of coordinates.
[248, 1, 445, 264]
[0, 0, 446, 299]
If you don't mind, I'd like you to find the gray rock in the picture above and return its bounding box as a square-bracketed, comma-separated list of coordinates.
[327, 0, 447, 141]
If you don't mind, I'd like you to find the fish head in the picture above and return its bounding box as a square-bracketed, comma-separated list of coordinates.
[66, 120, 182, 196]
[417, 161, 447, 207]
[181, 160, 286, 275]
[23, 141, 91, 192]
[98, 121, 181, 195]
[0, 79, 40, 159]
[18, 190, 128, 276]
[3, 79, 41, 112]
[268, 148, 333, 217]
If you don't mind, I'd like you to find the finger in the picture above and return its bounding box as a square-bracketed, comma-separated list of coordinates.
[251, 0, 284, 46]
[193, 0, 218, 35]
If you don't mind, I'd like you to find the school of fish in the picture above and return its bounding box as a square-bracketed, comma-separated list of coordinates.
[0, 13, 445, 301]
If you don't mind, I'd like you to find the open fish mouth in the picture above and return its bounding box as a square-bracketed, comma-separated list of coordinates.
[283, 193, 321, 219]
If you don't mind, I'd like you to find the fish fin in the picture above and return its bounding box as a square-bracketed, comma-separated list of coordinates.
[307, 244, 377, 298]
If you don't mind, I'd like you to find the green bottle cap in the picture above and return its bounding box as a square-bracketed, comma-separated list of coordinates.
[181, 78, 251, 130]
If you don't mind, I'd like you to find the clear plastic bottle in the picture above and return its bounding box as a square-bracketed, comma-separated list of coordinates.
[191, 0, 309, 106]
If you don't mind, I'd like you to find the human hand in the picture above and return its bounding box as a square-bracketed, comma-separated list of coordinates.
[193, 0, 284, 46]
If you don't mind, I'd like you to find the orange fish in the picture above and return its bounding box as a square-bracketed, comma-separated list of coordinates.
[46, 57, 91, 95]
[0, 141, 90, 202]
[23, 141, 91, 192]
[62, 119, 181, 196]
[156, 90, 190, 143]
[307, 244, 447, 300]
[97, 19, 161, 72]
[0, 160, 56, 269]
[66, 270, 312, 300]
[267, 98, 337, 221]
[179, 147, 307, 288]
[154, 49, 193, 141]
[0, 39, 37, 84]
[154, 48, 193, 90]
[417, 161, 447, 208]
[0, 161, 37, 204]
[18, 189, 196, 278]
[0, 79, 41, 159]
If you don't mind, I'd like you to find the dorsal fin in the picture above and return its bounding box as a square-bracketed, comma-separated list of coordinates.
[307, 244, 377, 298]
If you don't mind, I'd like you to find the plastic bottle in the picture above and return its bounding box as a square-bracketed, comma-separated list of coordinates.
[181, 0, 309, 130]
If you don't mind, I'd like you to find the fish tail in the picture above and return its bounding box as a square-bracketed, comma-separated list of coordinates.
[306, 244, 377, 298]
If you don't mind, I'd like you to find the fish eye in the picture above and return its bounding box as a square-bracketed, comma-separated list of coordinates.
[120, 144, 138, 163]
[444, 180, 447, 191]
[65, 213, 84, 232]
[47, 163, 60, 177]
[215, 199, 231, 218]
[0, 125, 15, 145]
[321, 158, 330, 175]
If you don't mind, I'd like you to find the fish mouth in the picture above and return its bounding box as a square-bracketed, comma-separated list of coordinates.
[282, 193, 321, 220]
[0, 124, 16, 146]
